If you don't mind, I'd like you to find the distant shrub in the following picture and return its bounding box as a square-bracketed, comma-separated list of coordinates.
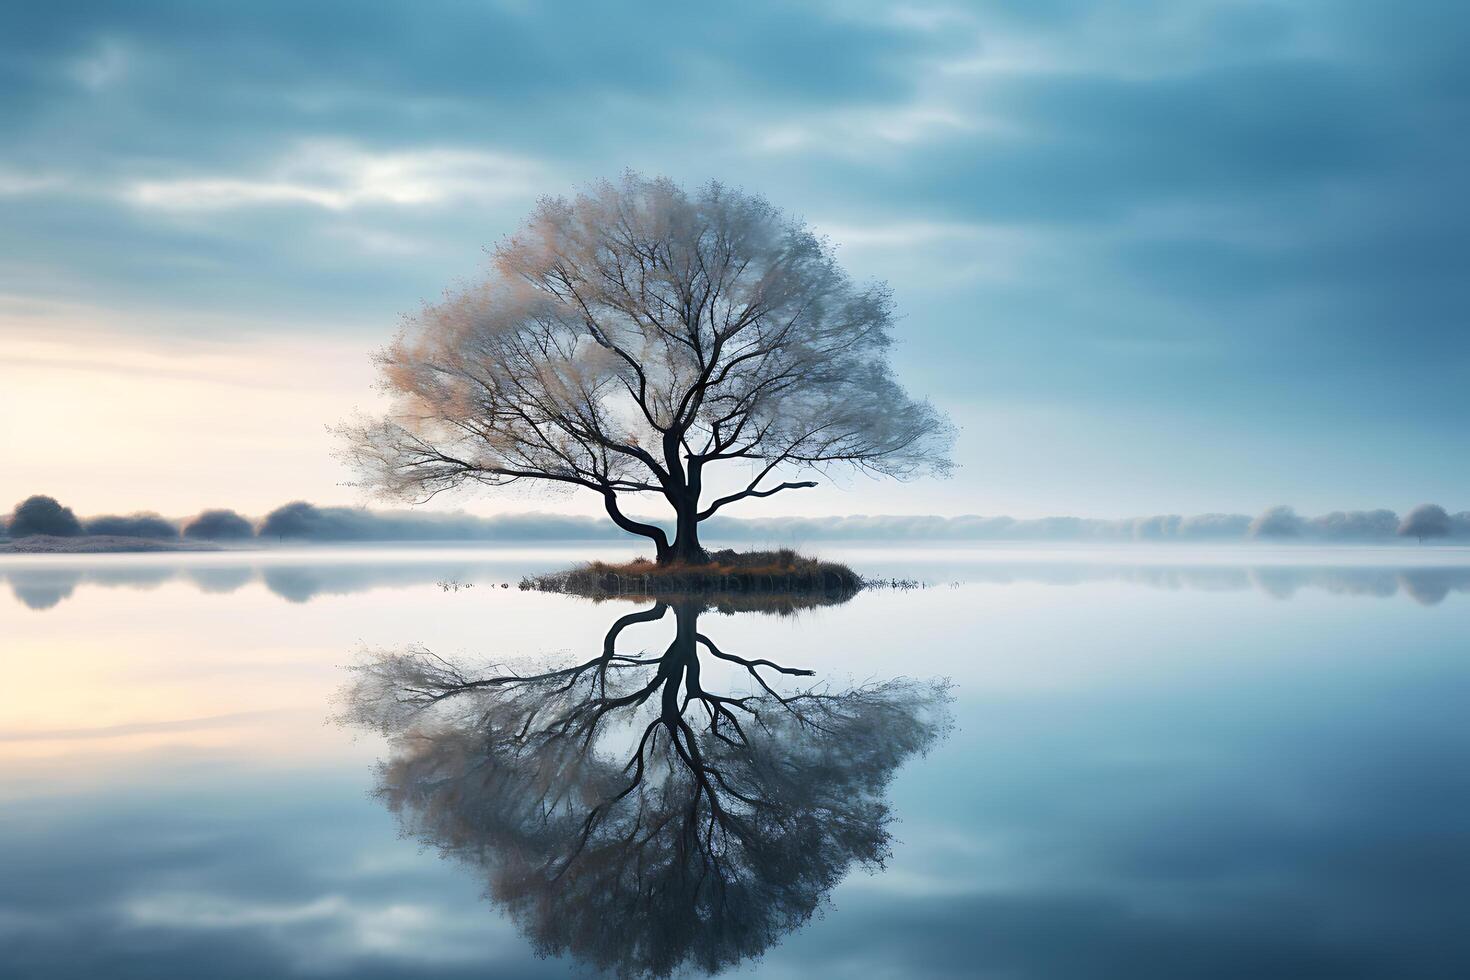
[84, 513, 179, 539]
[1131, 514, 1182, 540]
[1308, 509, 1399, 540]
[1399, 504, 1452, 543]
[8, 495, 84, 537]
[182, 509, 254, 541]
[1177, 513, 1252, 539]
[257, 501, 321, 539]
[1248, 505, 1303, 538]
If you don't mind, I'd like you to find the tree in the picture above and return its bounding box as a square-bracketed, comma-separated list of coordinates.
[342, 173, 953, 564]
[84, 513, 179, 539]
[257, 501, 321, 540]
[339, 601, 952, 977]
[181, 508, 254, 541]
[1398, 503, 1451, 544]
[1248, 504, 1303, 539]
[8, 495, 84, 537]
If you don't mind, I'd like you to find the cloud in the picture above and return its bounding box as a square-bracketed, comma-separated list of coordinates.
[0, 767, 536, 977]
[0, 171, 64, 196]
[124, 142, 544, 212]
[1, 0, 1469, 513]
[749, 102, 981, 156]
[67, 38, 131, 91]
[816, 220, 995, 249]
[0, 711, 282, 743]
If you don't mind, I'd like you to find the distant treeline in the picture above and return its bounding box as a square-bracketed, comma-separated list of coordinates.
[2, 496, 1467, 544]
[710, 505, 1470, 543]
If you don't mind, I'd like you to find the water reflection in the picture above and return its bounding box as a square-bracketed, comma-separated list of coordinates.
[2, 553, 1467, 978]
[7, 567, 83, 610]
[338, 600, 953, 977]
[958, 562, 1470, 605]
[184, 564, 256, 594]
[5, 555, 1470, 611]
[0, 557, 523, 609]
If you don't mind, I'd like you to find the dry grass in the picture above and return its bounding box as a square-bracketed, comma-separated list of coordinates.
[521, 548, 864, 607]
[0, 534, 222, 554]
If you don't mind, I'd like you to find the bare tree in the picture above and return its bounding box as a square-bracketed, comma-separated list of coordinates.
[340, 173, 953, 563]
[338, 602, 952, 978]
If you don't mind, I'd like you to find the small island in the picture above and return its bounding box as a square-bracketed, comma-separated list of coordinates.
[520, 548, 863, 604]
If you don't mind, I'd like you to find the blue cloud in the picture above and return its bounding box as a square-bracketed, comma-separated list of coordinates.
[2, 0, 1466, 512]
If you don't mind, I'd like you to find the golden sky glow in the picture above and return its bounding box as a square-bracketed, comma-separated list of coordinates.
[1, 299, 380, 516]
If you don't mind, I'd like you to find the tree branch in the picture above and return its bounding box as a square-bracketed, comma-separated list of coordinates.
[697, 480, 817, 521]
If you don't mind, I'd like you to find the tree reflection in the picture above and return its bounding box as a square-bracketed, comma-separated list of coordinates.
[6, 567, 82, 610]
[339, 601, 952, 978]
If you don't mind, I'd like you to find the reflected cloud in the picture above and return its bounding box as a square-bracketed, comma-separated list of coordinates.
[0, 711, 284, 744]
[339, 602, 953, 977]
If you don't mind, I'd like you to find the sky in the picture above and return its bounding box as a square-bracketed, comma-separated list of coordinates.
[1, 0, 1466, 520]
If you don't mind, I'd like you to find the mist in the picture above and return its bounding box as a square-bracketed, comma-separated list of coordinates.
[254, 501, 627, 543]
[244, 502, 1470, 544]
[5, 498, 1470, 546]
[7, 557, 1470, 612]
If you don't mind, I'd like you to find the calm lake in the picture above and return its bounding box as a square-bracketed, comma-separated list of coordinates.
[3, 545, 1468, 979]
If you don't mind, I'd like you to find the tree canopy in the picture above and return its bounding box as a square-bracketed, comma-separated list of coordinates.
[1399, 503, 1452, 543]
[84, 513, 179, 539]
[181, 508, 254, 541]
[7, 495, 84, 538]
[342, 173, 952, 562]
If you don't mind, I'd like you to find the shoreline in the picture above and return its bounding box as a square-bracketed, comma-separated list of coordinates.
[0, 535, 227, 554]
[2, 538, 1469, 562]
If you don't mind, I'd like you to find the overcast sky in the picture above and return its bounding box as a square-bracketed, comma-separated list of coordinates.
[2, 1, 1466, 518]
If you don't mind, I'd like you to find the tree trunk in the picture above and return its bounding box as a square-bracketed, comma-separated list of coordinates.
[665, 493, 709, 566]
[602, 492, 672, 563]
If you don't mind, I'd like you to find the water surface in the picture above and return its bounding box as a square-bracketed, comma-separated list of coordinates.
[3, 546, 1467, 978]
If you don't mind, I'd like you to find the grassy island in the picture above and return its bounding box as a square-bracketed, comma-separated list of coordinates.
[520, 548, 863, 602]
